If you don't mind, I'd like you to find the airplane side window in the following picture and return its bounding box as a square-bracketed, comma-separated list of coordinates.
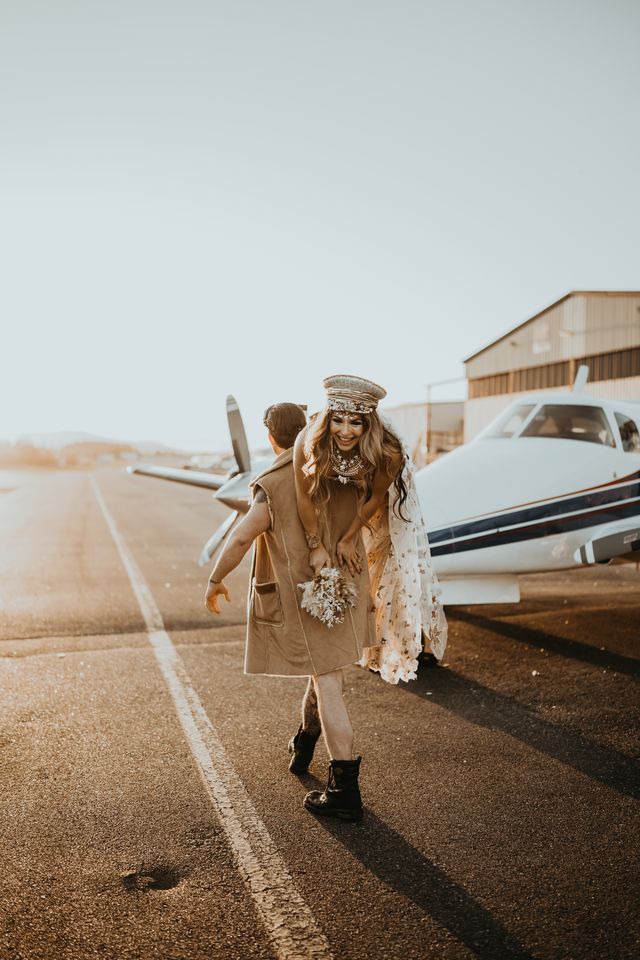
[481, 404, 536, 438]
[614, 412, 640, 453]
[521, 404, 615, 446]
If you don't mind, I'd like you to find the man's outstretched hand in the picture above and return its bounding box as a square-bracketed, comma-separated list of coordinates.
[205, 580, 230, 615]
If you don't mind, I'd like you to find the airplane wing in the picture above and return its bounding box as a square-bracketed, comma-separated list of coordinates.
[127, 464, 227, 490]
[575, 522, 640, 564]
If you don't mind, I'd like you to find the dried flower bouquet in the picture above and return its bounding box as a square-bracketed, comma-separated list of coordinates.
[298, 567, 358, 628]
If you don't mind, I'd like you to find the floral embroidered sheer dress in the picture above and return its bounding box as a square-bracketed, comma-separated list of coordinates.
[360, 442, 448, 684]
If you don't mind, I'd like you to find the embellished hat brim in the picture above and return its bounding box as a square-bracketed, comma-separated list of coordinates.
[326, 397, 377, 414]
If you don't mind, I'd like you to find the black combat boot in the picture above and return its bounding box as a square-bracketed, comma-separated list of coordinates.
[303, 757, 363, 821]
[288, 725, 321, 775]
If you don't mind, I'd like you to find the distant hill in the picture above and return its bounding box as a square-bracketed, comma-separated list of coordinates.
[14, 431, 177, 454]
[15, 430, 116, 450]
[0, 432, 185, 469]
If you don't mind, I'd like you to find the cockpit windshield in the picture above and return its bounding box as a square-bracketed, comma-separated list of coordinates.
[481, 404, 536, 439]
[521, 404, 615, 446]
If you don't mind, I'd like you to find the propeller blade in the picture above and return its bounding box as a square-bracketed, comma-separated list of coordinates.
[198, 510, 240, 567]
[227, 394, 251, 475]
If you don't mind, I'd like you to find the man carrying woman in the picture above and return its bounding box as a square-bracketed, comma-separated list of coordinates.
[206, 378, 447, 823]
[204, 400, 370, 820]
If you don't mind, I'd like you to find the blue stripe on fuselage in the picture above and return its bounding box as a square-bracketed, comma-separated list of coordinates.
[429, 499, 640, 557]
[428, 472, 640, 546]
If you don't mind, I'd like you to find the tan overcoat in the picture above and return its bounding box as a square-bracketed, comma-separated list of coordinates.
[244, 448, 375, 677]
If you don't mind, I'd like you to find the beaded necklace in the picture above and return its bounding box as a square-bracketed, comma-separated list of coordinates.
[330, 443, 365, 484]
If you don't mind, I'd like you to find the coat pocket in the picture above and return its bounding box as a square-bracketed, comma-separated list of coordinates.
[251, 579, 284, 626]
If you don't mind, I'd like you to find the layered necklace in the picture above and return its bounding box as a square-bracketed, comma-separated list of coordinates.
[330, 441, 365, 484]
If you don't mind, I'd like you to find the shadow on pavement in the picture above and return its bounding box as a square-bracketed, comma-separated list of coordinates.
[398, 667, 640, 800]
[448, 608, 640, 679]
[305, 793, 536, 960]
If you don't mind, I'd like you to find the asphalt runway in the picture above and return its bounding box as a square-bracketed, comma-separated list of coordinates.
[1, 466, 638, 960]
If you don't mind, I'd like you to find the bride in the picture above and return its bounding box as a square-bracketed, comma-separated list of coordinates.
[292, 373, 447, 820]
[298, 374, 447, 679]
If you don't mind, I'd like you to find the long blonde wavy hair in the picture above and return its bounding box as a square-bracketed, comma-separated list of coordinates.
[302, 407, 409, 521]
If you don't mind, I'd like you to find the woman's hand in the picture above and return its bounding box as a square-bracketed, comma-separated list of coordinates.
[309, 544, 331, 575]
[337, 537, 362, 576]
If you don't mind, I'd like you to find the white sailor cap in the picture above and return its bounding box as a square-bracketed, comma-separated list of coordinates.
[322, 374, 387, 414]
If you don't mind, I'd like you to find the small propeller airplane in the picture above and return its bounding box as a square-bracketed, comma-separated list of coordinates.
[128, 367, 640, 604]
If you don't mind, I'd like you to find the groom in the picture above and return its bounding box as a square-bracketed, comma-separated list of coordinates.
[204, 402, 323, 777]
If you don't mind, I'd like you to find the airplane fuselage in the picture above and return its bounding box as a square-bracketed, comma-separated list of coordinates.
[414, 391, 640, 602]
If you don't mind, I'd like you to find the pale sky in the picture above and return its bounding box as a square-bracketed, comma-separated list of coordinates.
[2, 0, 639, 451]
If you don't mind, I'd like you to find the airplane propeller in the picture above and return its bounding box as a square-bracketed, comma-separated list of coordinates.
[226, 394, 252, 475]
[199, 394, 254, 566]
[199, 510, 241, 567]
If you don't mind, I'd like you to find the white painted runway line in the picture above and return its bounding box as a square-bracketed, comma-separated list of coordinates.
[92, 476, 333, 960]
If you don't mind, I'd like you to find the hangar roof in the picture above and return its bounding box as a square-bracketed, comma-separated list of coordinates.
[464, 291, 640, 363]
